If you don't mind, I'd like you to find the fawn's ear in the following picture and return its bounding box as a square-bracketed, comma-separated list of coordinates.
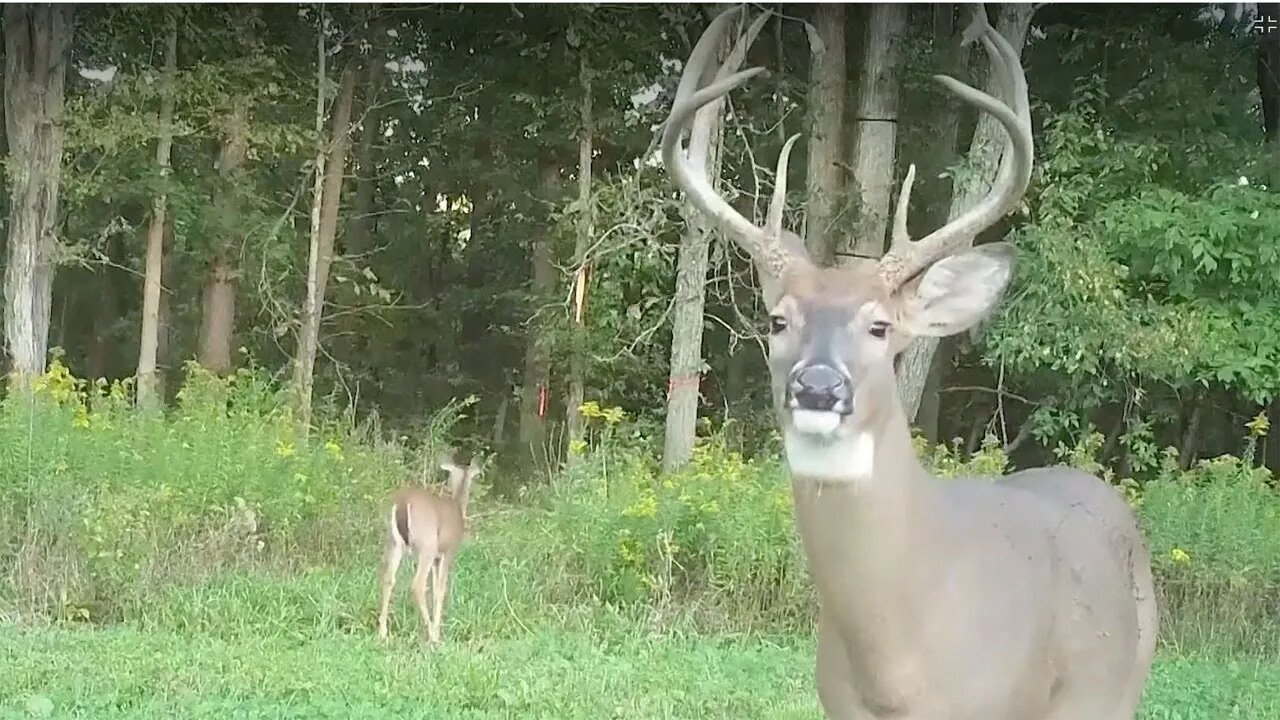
[468, 456, 485, 476]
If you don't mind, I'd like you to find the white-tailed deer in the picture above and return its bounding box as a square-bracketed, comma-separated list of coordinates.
[377, 452, 481, 645]
[661, 6, 1156, 719]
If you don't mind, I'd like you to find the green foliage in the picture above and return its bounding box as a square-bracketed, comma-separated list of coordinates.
[978, 15, 1280, 453]
[0, 359, 463, 623]
[545, 170, 683, 425]
[1140, 454, 1280, 655]
[550, 433, 806, 624]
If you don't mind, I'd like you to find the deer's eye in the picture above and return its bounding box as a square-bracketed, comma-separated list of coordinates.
[868, 320, 890, 339]
[768, 315, 788, 335]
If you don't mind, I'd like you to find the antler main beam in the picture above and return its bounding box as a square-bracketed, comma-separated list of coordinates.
[660, 6, 796, 279]
[879, 5, 1034, 288]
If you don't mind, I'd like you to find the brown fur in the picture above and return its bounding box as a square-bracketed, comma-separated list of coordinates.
[376, 457, 481, 645]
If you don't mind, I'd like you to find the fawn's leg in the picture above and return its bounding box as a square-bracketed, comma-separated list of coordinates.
[410, 547, 439, 644]
[430, 552, 453, 643]
[377, 539, 404, 640]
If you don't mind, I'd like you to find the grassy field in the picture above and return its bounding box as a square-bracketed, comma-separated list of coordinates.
[3, 621, 1280, 719]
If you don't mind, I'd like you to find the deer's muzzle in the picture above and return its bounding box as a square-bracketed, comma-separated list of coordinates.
[788, 364, 853, 415]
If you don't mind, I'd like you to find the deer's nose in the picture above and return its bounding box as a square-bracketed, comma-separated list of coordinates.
[789, 364, 852, 412]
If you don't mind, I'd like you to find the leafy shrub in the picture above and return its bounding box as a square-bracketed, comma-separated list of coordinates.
[0, 360, 461, 623]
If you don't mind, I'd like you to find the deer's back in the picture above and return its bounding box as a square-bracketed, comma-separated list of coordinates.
[999, 465, 1149, 713]
[999, 465, 1147, 576]
[389, 487, 466, 553]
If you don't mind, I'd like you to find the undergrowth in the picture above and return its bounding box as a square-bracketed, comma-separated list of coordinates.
[1, 362, 1278, 659]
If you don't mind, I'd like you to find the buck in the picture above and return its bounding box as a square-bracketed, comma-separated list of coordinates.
[660, 6, 1156, 719]
[376, 452, 482, 645]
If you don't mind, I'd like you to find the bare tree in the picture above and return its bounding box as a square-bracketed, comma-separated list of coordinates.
[136, 11, 179, 409]
[909, 3, 973, 441]
[3, 5, 73, 383]
[348, 7, 388, 258]
[199, 7, 260, 375]
[661, 6, 770, 473]
[844, 4, 909, 258]
[802, 4, 846, 264]
[156, 216, 177, 395]
[517, 154, 561, 464]
[294, 12, 359, 435]
[565, 44, 594, 454]
[896, 3, 1037, 421]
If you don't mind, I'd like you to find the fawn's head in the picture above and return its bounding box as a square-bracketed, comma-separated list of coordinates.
[439, 453, 484, 510]
[661, 6, 1032, 464]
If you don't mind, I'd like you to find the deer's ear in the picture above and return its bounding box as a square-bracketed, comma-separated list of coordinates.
[894, 243, 1015, 338]
[439, 461, 460, 474]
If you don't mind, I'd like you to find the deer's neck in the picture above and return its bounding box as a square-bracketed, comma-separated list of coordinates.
[786, 402, 935, 638]
[452, 486, 471, 516]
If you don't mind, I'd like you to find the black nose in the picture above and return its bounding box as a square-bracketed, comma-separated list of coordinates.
[789, 364, 852, 412]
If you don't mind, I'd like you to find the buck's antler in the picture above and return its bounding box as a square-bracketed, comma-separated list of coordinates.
[660, 6, 798, 279]
[879, 5, 1033, 289]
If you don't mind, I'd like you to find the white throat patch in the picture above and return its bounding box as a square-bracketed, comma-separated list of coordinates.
[783, 424, 876, 485]
[791, 409, 842, 436]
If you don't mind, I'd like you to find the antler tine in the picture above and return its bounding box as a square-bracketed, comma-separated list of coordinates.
[879, 4, 1033, 288]
[766, 133, 801, 241]
[891, 163, 917, 246]
[661, 5, 791, 278]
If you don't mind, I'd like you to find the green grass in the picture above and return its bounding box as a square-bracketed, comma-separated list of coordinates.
[2, 624, 1279, 719]
[1, 624, 817, 719]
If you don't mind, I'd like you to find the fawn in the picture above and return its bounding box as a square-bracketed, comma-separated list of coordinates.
[376, 452, 482, 644]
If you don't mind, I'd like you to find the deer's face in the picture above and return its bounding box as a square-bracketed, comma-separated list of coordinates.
[765, 262, 908, 443]
[439, 456, 485, 505]
[765, 247, 1017, 445]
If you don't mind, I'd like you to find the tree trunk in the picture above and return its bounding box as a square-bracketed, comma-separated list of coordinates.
[3, 5, 72, 384]
[803, 4, 846, 264]
[198, 7, 256, 375]
[1179, 394, 1205, 469]
[135, 11, 178, 410]
[565, 48, 594, 455]
[199, 256, 237, 374]
[843, 3, 908, 259]
[919, 3, 972, 227]
[1258, 3, 1280, 185]
[88, 235, 121, 380]
[915, 336, 952, 443]
[491, 392, 509, 447]
[347, 12, 387, 258]
[900, 5, 970, 432]
[156, 215, 176, 398]
[895, 3, 1036, 421]
[662, 7, 768, 473]
[293, 61, 359, 435]
[1265, 399, 1280, 475]
[517, 156, 561, 464]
